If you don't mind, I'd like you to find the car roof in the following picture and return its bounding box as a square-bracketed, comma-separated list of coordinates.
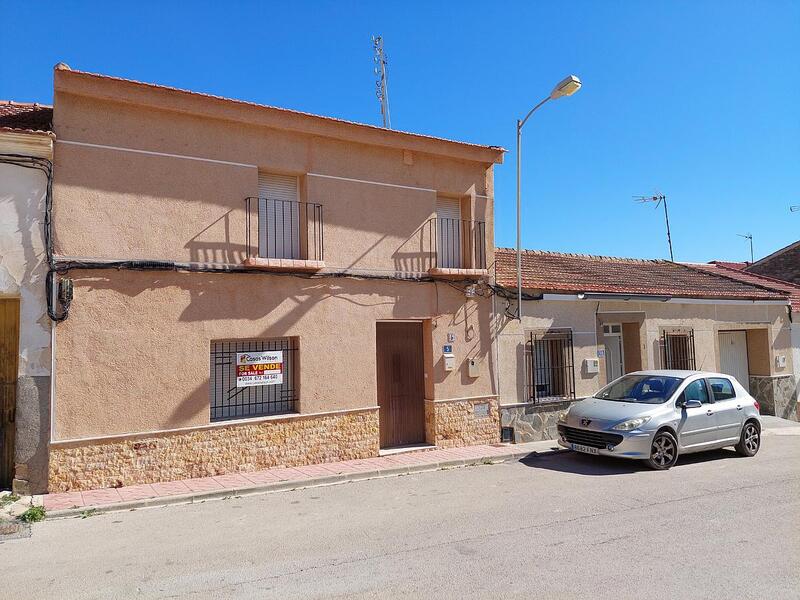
[628, 369, 731, 379]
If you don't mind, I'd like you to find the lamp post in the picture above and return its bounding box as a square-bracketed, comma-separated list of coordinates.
[516, 75, 582, 320]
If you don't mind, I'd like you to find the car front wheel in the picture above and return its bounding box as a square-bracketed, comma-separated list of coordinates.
[735, 421, 760, 457]
[646, 431, 679, 470]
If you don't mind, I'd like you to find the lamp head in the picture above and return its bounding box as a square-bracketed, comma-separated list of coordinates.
[550, 75, 582, 99]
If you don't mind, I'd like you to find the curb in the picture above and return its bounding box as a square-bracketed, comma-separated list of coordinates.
[46, 446, 568, 520]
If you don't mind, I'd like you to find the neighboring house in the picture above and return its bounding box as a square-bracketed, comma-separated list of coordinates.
[0, 101, 54, 494]
[493, 249, 796, 442]
[46, 65, 505, 492]
[697, 261, 800, 420]
[745, 240, 800, 285]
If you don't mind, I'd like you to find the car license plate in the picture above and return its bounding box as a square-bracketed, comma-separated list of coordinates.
[571, 443, 598, 455]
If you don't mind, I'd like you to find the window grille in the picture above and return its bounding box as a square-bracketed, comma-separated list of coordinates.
[526, 330, 576, 403]
[210, 338, 298, 422]
[660, 330, 696, 370]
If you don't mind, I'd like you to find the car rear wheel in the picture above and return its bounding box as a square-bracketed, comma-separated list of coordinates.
[735, 421, 760, 457]
[646, 431, 679, 470]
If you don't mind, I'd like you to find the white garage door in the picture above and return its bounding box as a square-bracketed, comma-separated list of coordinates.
[719, 331, 749, 392]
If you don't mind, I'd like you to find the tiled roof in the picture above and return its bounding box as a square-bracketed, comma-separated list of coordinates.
[0, 101, 53, 134]
[56, 67, 505, 155]
[494, 248, 789, 302]
[695, 262, 800, 311]
[745, 240, 800, 286]
[709, 260, 748, 270]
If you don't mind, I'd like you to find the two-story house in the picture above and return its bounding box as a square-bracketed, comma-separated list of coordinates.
[46, 65, 505, 492]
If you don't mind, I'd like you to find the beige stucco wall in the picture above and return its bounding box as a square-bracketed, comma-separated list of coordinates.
[49, 69, 502, 443]
[52, 83, 495, 273]
[53, 271, 496, 441]
[496, 297, 793, 406]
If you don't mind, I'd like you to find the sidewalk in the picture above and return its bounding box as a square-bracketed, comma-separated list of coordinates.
[42, 439, 564, 518]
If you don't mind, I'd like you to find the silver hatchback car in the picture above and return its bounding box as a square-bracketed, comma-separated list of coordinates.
[557, 370, 762, 469]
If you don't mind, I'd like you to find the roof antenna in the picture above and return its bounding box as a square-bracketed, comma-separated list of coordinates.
[372, 35, 391, 128]
[634, 192, 674, 261]
[737, 232, 754, 264]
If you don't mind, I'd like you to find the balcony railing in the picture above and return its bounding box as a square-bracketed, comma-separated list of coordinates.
[245, 197, 324, 262]
[425, 217, 487, 271]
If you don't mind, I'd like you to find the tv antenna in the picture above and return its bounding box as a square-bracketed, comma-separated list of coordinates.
[634, 193, 674, 261]
[737, 232, 754, 264]
[372, 35, 391, 128]
[790, 205, 800, 212]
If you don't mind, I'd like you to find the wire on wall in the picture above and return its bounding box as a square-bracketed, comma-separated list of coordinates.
[0, 153, 70, 321]
[3, 150, 542, 323]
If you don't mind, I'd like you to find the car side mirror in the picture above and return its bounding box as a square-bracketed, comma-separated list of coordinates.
[680, 399, 702, 409]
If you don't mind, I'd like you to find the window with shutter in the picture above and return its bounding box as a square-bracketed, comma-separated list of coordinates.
[435, 197, 462, 268]
[258, 173, 301, 259]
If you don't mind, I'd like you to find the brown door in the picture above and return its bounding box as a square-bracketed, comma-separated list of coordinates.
[376, 322, 426, 448]
[0, 299, 20, 490]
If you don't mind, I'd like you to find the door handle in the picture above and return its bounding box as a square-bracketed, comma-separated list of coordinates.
[736, 405, 743, 411]
[706, 410, 714, 416]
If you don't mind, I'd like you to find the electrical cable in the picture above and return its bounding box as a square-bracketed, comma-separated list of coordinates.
[3, 152, 542, 322]
[0, 153, 69, 321]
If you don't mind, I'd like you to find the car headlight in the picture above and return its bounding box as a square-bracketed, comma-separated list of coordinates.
[557, 410, 569, 423]
[612, 416, 651, 431]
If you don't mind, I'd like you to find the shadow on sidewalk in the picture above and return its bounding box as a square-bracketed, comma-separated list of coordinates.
[519, 447, 741, 476]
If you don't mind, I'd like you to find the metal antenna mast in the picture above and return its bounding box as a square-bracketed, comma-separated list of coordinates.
[372, 35, 391, 128]
[634, 193, 674, 261]
[737, 232, 754, 264]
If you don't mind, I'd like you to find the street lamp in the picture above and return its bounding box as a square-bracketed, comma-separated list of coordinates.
[516, 75, 581, 320]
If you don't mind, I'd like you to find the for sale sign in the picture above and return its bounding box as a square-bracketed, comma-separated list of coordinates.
[236, 351, 283, 387]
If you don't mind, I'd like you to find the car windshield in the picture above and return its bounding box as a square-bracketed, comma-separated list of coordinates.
[594, 374, 683, 404]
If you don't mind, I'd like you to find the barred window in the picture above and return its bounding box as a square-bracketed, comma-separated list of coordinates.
[210, 338, 298, 422]
[660, 330, 696, 370]
[526, 330, 576, 403]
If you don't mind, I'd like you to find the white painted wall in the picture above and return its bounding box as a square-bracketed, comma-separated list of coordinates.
[0, 148, 51, 379]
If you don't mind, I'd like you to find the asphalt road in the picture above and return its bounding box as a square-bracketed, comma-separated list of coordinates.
[3, 420, 799, 599]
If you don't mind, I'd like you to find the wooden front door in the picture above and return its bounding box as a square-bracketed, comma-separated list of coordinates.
[376, 322, 426, 448]
[0, 299, 20, 490]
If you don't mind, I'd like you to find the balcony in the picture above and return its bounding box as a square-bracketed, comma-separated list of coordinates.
[243, 197, 325, 271]
[425, 217, 488, 278]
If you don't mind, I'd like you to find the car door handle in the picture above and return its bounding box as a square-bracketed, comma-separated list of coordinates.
[706, 410, 714, 416]
[736, 405, 743, 411]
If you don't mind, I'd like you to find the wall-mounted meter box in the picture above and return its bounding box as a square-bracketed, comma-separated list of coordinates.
[444, 353, 456, 372]
[468, 358, 480, 378]
[776, 354, 787, 369]
[585, 358, 600, 374]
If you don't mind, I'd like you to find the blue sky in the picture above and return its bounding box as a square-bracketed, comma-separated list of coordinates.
[2, 1, 798, 263]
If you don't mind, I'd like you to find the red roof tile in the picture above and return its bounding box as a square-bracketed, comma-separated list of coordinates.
[0, 101, 53, 133]
[494, 248, 789, 302]
[708, 260, 748, 270]
[695, 262, 800, 311]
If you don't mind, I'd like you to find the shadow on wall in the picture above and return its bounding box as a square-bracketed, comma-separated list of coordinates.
[69, 271, 495, 425]
[1, 173, 48, 291]
[392, 221, 432, 274]
[185, 209, 248, 264]
[72, 273, 417, 324]
[183, 201, 433, 274]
